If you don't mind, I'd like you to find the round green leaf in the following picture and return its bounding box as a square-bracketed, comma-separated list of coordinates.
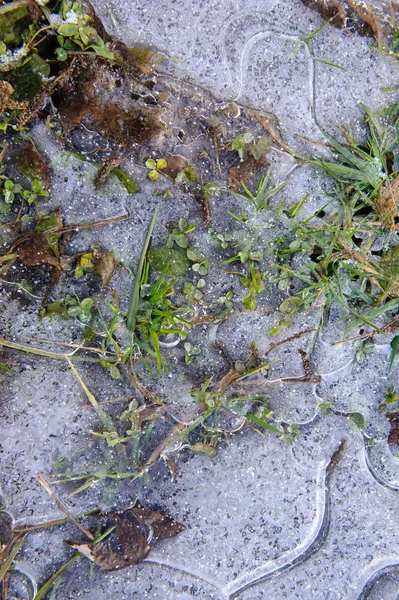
[145, 158, 157, 169]
[186, 247, 202, 262]
[58, 23, 79, 37]
[56, 47, 68, 61]
[148, 170, 159, 181]
[156, 158, 167, 170]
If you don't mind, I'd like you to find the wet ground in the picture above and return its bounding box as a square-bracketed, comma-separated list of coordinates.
[1, 0, 399, 598]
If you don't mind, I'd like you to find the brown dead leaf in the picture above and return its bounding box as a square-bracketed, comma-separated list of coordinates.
[388, 413, 399, 445]
[15, 141, 50, 188]
[114, 514, 151, 564]
[164, 455, 178, 481]
[66, 505, 184, 570]
[66, 523, 150, 570]
[161, 155, 189, 179]
[129, 507, 185, 541]
[93, 250, 117, 287]
[228, 155, 268, 191]
[113, 42, 162, 74]
[0, 81, 28, 113]
[17, 234, 60, 269]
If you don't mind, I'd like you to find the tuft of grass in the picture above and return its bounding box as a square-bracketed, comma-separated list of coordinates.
[271, 104, 399, 338]
[127, 207, 159, 332]
[235, 166, 287, 211]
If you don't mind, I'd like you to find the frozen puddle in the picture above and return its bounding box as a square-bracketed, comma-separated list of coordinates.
[1, 0, 399, 598]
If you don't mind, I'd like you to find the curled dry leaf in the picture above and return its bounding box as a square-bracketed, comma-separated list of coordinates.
[66, 520, 150, 570]
[0, 81, 28, 113]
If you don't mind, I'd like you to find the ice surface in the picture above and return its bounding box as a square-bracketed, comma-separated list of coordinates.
[2, 0, 399, 598]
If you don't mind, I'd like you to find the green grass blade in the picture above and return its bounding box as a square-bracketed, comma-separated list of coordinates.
[33, 554, 81, 600]
[67, 358, 115, 432]
[389, 335, 399, 373]
[309, 160, 376, 185]
[149, 327, 162, 374]
[182, 407, 215, 438]
[290, 193, 309, 218]
[257, 179, 287, 210]
[343, 298, 399, 335]
[313, 57, 347, 71]
[127, 207, 159, 332]
[245, 412, 284, 436]
[0, 535, 26, 581]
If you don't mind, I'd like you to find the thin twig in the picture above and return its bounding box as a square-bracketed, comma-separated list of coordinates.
[37, 473, 95, 541]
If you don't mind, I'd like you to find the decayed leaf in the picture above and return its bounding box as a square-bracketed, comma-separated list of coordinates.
[66, 523, 150, 570]
[16, 141, 50, 187]
[0, 510, 13, 546]
[388, 413, 399, 445]
[160, 155, 189, 180]
[228, 156, 267, 191]
[112, 41, 161, 74]
[17, 234, 60, 268]
[129, 508, 185, 541]
[58, 58, 167, 152]
[93, 250, 117, 286]
[0, 81, 28, 112]
[66, 505, 184, 570]
[10, 209, 64, 269]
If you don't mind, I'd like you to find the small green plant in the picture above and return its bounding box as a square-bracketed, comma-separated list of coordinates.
[145, 157, 167, 181]
[183, 279, 206, 304]
[202, 182, 222, 198]
[65, 295, 94, 322]
[354, 339, 375, 364]
[221, 248, 265, 310]
[166, 217, 196, 249]
[236, 166, 287, 211]
[209, 228, 234, 249]
[230, 133, 272, 161]
[184, 342, 201, 364]
[379, 385, 399, 411]
[0, 177, 48, 205]
[175, 166, 199, 187]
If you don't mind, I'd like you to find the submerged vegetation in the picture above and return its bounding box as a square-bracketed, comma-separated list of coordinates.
[1, 0, 399, 595]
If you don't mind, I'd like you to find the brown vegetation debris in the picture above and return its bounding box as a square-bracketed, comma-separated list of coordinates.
[0, 81, 28, 114]
[57, 57, 168, 151]
[66, 506, 184, 570]
[228, 155, 268, 191]
[388, 412, 399, 445]
[301, 0, 399, 42]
